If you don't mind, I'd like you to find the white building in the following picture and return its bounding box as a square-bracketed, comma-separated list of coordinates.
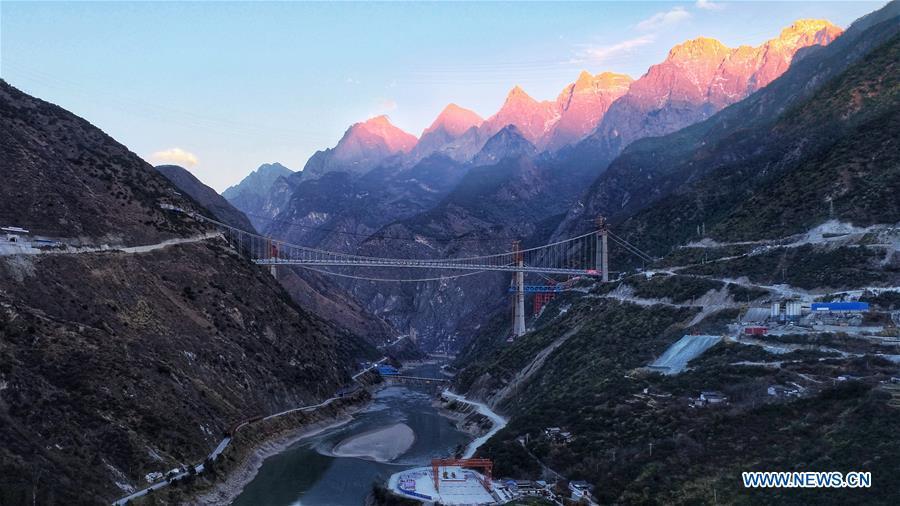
[768, 385, 800, 398]
[2, 226, 29, 243]
[569, 480, 594, 500]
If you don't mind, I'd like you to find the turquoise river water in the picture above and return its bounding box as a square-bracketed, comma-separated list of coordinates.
[232, 363, 469, 505]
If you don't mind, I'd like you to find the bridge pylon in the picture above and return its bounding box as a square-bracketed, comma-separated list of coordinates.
[268, 239, 278, 279]
[596, 216, 609, 283]
[511, 240, 526, 338]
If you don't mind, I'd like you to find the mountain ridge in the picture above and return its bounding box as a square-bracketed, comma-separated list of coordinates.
[290, 17, 842, 181]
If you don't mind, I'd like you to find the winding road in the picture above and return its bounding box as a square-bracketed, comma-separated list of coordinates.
[111, 357, 386, 505]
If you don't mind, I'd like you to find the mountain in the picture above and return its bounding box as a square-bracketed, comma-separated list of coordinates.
[475, 73, 635, 153]
[156, 164, 255, 232]
[222, 162, 293, 202]
[266, 154, 470, 251]
[455, 273, 900, 504]
[286, 19, 840, 185]
[558, 2, 900, 259]
[348, 139, 599, 350]
[449, 11, 900, 503]
[543, 71, 633, 151]
[472, 125, 537, 166]
[479, 86, 559, 147]
[156, 165, 394, 344]
[584, 19, 842, 158]
[235, 16, 863, 352]
[221, 162, 293, 230]
[0, 80, 372, 504]
[302, 115, 417, 180]
[409, 73, 632, 164]
[622, 28, 899, 252]
[411, 103, 484, 161]
[0, 89, 200, 246]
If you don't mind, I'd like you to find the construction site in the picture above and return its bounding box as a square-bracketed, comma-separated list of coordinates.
[387, 459, 514, 505]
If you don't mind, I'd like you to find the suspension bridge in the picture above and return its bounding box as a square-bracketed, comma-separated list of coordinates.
[163, 205, 652, 337]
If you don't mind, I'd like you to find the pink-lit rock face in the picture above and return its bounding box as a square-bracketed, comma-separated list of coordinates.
[312, 18, 842, 171]
[333, 115, 417, 162]
[302, 115, 418, 179]
[422, 103, 483, 138]
[479, 85, 559, 146]
[413, 104, 484, 161]
[544, 71, 633, 150]
[749, 19, 843, 92]
[596, 19, 843, 151]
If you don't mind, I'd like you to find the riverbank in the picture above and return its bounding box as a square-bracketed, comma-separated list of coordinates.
[192, 415, 356, 505]
[437, 391, 508, 458]
[125, 389, 372, 506]
[196, 389, 375, 505]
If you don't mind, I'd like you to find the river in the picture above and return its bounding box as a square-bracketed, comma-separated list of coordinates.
[231, 363, 472, 505]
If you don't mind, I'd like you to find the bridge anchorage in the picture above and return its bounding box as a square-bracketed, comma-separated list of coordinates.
[164, 207, 651, 340]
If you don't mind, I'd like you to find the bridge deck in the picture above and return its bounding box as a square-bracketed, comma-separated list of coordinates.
[255, 258, 596, 276]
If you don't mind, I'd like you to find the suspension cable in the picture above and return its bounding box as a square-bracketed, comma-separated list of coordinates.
[608, 231, 654, 262]
[181, 208, 598, 265]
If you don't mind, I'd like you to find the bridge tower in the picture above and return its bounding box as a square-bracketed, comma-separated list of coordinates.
[268, 239, 278, 279]
[596, 216, 609, 282]
[511, 240, 526, 338]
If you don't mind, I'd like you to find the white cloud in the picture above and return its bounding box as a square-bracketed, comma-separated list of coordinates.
[695, 0, 724, 11]
[149, 147, 198, 167]
[584, 35, 656, 63]
[636, 7, 691, 31]
[374, 97, 398, 113]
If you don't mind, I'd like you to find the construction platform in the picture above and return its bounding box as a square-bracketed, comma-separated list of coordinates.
[387, 466, 512, 505]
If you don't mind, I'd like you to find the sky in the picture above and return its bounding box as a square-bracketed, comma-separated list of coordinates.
[1, 1, 885, 191]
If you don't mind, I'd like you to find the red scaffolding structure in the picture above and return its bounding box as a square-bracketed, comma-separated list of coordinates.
[431, 458, 494, 492]
[533, 290, 556, 314]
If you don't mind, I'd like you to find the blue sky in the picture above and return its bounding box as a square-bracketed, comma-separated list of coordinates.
[1, 1, 884, 191]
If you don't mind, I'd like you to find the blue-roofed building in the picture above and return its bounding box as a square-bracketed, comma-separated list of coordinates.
[811, 302, 869, 313]
[377, 365, 400, 376]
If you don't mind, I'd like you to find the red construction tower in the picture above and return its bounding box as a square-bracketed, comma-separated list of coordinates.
[431, 458, 494, 492]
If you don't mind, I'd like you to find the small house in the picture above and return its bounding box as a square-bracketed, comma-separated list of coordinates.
[2, 226, 29, 243]
[569, 480, 594, 500]
[767, 385, 800, 398]
[145, 471, 164, 483]
[700, 391, 728, 405]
